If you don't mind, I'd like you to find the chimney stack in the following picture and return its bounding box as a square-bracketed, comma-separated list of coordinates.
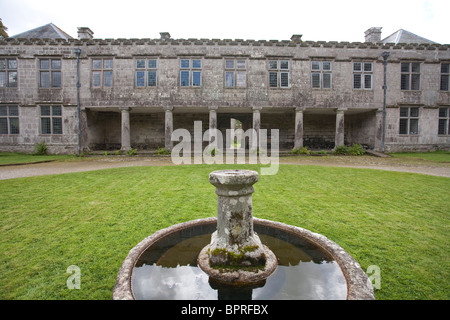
[364, 27, 382, 43]
[77, 27, 94, 40]
[160, 32, 171, 41]
[290, 34, 303, 42]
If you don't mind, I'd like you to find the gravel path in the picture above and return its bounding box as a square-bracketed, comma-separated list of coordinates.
[0, 155, 449, 180]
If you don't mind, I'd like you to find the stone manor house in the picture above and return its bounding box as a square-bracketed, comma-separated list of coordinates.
[0, 24, 449, 154]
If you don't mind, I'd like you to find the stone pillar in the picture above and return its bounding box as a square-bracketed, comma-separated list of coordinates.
[294, 107, 304, 149]
[230, 118, 236, 130]
[164, 106, 173, 151]
[252, 107, 261, 133]
[120, 107, 131, 151]
[335, 108, 346, 148]
[374, 109, 383, 151]
[197, 169, 278, 286]
[252, 107, 262, 149]
[207, 170, 266, 266]
[80, 107, 90, 152]
[209, 106, 217, 144]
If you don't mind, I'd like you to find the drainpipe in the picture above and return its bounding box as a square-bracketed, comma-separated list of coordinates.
[381, 51, 390, 153]
[74, 48, 82, 156]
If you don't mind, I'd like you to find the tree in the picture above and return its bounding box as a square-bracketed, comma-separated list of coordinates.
[0, 18, 9, 38]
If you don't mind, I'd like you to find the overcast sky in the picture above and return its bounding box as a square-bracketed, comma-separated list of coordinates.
[1, 0, 448, 44]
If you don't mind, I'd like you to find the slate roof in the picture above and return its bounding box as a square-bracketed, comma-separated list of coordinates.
[10, 23, 73, 40]
[381, 29, 436, 45]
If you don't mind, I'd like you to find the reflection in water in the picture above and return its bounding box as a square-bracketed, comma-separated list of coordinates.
[132, 233, 347, 300]
[133, 264, 217, 300]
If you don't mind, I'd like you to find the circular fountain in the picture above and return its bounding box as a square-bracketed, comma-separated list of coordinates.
[113, 170, 374, 300]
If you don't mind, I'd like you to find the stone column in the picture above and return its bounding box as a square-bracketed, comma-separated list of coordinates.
[164, 106, 173, 151]
[252, 107, 262, 149]
[335, 108, 346, 148]
[209, 106, 217, 144]
[230, 118, 236, 131]
[252, 107, 261, 133]
[120, 107, 131, 151]
[80, 107, 90, 152]
[229, 118, 237, 149]
[374, 109, 383, 151]
[294, 107, 304, 149]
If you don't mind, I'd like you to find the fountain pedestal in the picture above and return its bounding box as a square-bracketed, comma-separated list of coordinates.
[198, 170, 277, 285]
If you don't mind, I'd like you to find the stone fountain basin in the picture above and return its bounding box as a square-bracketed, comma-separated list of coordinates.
[112, 217, 374, 300]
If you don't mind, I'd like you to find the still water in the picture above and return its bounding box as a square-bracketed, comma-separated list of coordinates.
[132, 227, 347, 300]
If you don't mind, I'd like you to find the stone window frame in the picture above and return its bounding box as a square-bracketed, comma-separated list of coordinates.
[311, 61, 332, 89]
[0, 58, 18, 88]
[438, 107, 450, 135]
[39, 58, 62, 88]
[440, 63, 449, 91]
[399, 106, 420, 135]
[40, 105, 63, 135]
[179, 58, 202, 88]
[92, 58, 113, 88]
[353, 62, 373, 90]
[135, 58, 158, 88]
[400, 62, 421, 91]
[268, 59, 290, 89]
[0, 105, 19, 135]
[224, 59, 247, 88]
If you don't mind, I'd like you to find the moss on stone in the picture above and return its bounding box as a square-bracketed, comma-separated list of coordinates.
[209, 245, 266, 270]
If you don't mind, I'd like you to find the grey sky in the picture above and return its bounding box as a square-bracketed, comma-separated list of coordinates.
[1, 0, 448, 43]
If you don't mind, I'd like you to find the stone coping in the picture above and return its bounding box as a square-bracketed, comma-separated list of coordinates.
[112, 217, 375, 300]
[2, 37, 449, 50]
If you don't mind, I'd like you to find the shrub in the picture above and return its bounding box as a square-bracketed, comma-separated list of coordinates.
[291, 147, 310, 155]
[333, 145, 349, 155]
[156, 147, 171, 155]
[34, 142, 47, 155]
[333, 144, 366, 156]
[126, 148, 137, 156]
[349, 144, 366, 156]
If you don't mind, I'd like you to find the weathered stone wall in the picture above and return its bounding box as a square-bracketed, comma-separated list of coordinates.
[0, 36, 449, 153]
[302, 114, 336, 149]
[385, 106, 450, 152]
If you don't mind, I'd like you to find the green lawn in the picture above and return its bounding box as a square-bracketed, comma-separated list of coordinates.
[0, 164, 448, 300]
[389, 150, 450, 163]
[0, 152, 74, 165]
